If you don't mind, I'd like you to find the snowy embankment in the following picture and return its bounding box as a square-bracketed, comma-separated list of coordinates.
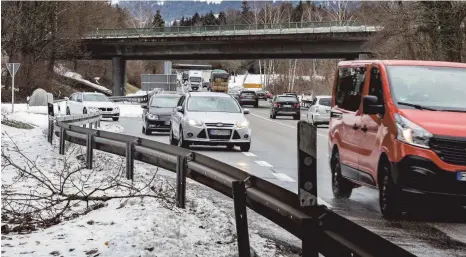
[54, 65, 112, 95]
[1, 109, 291, 257]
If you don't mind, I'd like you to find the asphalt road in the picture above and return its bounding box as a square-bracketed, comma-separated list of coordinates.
[115, 101, 466, 257]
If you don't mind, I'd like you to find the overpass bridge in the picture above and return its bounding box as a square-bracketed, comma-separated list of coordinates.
[78, 21, 380, 95]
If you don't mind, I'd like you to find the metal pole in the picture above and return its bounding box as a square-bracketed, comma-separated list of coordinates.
[11, 75, 15, 113]
[297, 121, 318, 207]
[126, 141, 134, 180]
[86, 133, 94, 169]
[176, 155, 187, 208]
[59, 127, 66, 155]
[232, 180, 250, 257]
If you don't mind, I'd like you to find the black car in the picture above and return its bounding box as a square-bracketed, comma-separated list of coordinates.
[256, 90, 267, 100]
[238, 90, 259, 108]
[270, 94, 300, 120]
[141, 93, 181, 135]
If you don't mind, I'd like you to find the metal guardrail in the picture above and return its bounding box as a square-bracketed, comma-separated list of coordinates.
[85, 21, 381, 39]
[47, 116, 416, 257]
[48, 112, 102, 144]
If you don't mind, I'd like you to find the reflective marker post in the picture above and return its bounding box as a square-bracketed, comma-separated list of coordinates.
[6, 63, 20, 113]
[297, 121, 319, 257]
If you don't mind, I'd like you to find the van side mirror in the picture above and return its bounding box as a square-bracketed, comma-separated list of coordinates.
[176, 106, 184, 113]
[363, 95, 384, 115]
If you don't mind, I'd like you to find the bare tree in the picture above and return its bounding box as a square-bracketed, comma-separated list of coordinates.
[1, 133, 174, 234]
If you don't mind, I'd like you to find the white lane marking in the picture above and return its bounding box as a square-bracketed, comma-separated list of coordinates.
[318, 197, 332, 208]
[242, 152, 256, 157]
[272, 173, 295, 182]
[249, 113, 328, 138]
[255, 160, 273, 167]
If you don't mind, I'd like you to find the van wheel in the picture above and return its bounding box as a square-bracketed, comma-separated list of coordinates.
[379, 159, 403, 220]
[331, 152, 353, 199]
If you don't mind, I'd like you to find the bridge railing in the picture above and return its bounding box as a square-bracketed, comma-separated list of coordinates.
[85, 21, 380, 39]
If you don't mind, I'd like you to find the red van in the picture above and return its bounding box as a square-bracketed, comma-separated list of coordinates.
[328, 60, 466, 219]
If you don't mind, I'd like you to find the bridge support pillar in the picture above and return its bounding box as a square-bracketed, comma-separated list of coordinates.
[112, 56, 126, 96]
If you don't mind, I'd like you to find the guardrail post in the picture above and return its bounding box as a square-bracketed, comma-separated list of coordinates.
[301, 217, 320, 257]
[86, 133, 94, 169]
[232, 180, 250, 257]
[176, 155, 188, 208]
[59, 127, 66, 155]
[48, 118, 54, 144]
[297, 121, 318, 207]
[126, 141, 135, 180]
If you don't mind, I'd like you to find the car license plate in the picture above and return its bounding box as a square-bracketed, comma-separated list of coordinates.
[283, 105, 292, 108]
[165, 121, 170, 125]
[457, 171, 466, 181]
[210, 129, 230, 136]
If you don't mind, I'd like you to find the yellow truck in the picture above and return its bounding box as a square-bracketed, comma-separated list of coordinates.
[209, 69, 230, 93]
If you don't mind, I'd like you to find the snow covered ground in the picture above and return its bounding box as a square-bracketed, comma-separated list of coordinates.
[1, 111, 294, 257]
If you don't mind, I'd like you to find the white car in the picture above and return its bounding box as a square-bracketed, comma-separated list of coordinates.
[307, 95, 332, 126]
[66, 92, 120, 121]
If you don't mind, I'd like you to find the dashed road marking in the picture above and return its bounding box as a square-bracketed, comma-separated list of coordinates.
[272, 173, 295, 182]
[249, 113, 328, 138]
[242, 152, 256, 157]
[255, 160, 273, 167]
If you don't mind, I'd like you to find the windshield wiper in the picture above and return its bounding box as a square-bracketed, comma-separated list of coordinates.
[397, 102, 438, 111]
[438, 108, 466, 113]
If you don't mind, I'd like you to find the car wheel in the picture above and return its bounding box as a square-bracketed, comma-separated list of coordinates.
[293, 114, 300, 120]
[66, 107, 70, 115]
[271, 112, 276, 119]
[379, 159, 403, 220]
[331, 151, 353, 199]
[226, 144, 234, 150]
[254, 102, 258, 108]
[142, 126, 145, 133]
[112, 117, 119, 121]
[83, 108, 87, 114]
[240, 142, 251, 152]
[169, 127, 178, 145]
[144, 127, 151, 135]
[178, 127, 189, 149]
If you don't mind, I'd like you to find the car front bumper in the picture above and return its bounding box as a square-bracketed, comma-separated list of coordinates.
[182, 124, 251, 145]
[146, 119, 171, 131]
[391, 155, 466, 206]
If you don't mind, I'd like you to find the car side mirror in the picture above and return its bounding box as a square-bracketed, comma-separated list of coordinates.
[64, 97, 69, 101]
[363, 95, 384, 115]
[176, 106, 184, 113]
[76, 99, 82, 103]
[141, 104, 148, 109]
[243, 108, 250, 114]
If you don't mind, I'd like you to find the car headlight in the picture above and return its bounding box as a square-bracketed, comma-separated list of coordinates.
[395, 113, 432, 148]
[146, 114, 159, 120]
[236, 120, 249, 129]
[188, 119, 203, 126]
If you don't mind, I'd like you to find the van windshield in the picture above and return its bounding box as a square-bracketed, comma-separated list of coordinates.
[387, 65, 466, 111]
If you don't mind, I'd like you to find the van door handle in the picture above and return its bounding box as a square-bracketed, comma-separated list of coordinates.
[361, 126, 368, 132]
[352, 124, 359, 130]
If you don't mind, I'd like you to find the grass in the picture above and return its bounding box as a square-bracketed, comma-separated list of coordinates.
[126, 83, 140, 95]
[1, 119, 35, 129]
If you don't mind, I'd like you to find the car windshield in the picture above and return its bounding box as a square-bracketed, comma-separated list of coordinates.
[83, 94, 110, 102]
[387, 65, 466, 111]
[187, 96, 241, 113]
[277, 96, 298, 102]
[190, 77, 201, 82]
[318, 98, 331, 106]
[150, 96, 180, 108]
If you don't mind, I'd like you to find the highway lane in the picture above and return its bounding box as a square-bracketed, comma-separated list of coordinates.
[115, 101, 466, 257]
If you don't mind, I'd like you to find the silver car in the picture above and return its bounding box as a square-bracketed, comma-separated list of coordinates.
[169, 92, 252, 151]
[307, 95, 332, 126]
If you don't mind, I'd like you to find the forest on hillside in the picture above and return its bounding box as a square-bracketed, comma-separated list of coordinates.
[2, 1, 466, 100]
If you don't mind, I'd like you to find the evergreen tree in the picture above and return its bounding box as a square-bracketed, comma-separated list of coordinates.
[291, 1, 304, 22]
[180, 16, 186, 26]
[192, 12, 201, 26]
[203, 11, 216, 25]
[218, 11, 227, 25]
[151, 10, 165, 28]
[241, 1, 253, 24]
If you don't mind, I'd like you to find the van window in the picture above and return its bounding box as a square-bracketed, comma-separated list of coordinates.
[368, 67, 384, 106]
[318, 97, 331, 107]
[335, 67, 365, 111]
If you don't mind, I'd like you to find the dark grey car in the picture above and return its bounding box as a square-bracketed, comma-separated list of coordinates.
[141, 93, 181, 135]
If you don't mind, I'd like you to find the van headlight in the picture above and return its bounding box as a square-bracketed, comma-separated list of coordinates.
[395, 113, 432, 148]
[236, 120, 249, 129]
[146, 114, 159, 120]
[188, 119, 203, 126]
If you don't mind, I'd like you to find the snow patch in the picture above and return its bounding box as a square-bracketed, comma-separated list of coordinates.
[54, 65, 112, 95]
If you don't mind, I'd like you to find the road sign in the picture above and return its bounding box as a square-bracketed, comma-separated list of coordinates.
[6, 63, 20, 76]
[6, 63, 20, 113]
